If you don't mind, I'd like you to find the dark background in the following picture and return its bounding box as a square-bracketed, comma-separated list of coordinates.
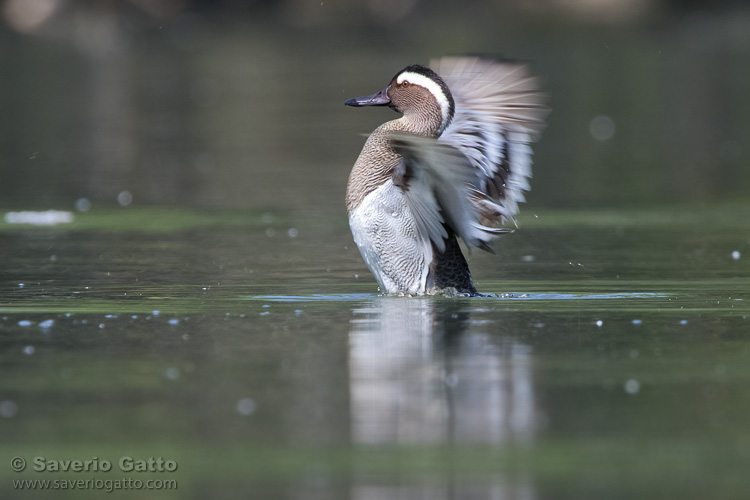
[1, 0, 748, 211]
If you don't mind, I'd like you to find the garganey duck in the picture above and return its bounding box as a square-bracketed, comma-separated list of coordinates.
[345, 57, 547, 296]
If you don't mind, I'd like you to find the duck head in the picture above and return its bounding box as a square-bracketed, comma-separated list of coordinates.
[345, 64, 456, 136]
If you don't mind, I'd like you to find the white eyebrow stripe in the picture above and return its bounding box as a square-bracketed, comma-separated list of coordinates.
[396, 71, 451, 131]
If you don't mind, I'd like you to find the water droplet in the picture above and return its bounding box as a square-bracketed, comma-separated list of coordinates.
[75, 198, 91, 212]
[22, 345, 35, 355]
[236, 397, 256, 416]
[624, 379, 640, 394]
[732, 250, 741, 260]
[39, 319, 54, 329]
[17, 320, 32, 327]
[679, 319, 688, 325]
[589, 115, 616, 141]
[287, 228, 298, 238]
[632, 319, 642, 325]
[165, 367, 180, 380]
[0, 400, 18, 418]
[117, 190, 133, 206]
[168, 318, 179, 326]
[595, 320, 603, 327]
[152, 310, 160, 316]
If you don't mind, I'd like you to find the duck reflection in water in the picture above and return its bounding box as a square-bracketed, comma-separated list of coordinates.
[348, 298, 538, 498]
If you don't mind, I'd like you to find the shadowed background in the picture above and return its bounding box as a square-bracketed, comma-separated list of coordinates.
[1, 0, 748, 212]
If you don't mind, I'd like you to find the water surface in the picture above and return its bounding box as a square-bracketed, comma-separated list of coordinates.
[2, 205, 749, 499]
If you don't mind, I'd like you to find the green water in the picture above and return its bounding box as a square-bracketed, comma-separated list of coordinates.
[2, 3, 750, 498]
[1, 205, 749, 499]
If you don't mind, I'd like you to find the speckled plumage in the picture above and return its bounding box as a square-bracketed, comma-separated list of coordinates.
[345, 57, 547, 296]
[345, 121, 410, 214]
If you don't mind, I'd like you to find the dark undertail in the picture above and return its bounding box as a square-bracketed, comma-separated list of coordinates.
[430, 234, 478, 296]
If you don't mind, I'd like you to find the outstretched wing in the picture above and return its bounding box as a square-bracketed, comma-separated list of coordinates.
[432, 57, 548, 227]
[390, 132, 511, 255]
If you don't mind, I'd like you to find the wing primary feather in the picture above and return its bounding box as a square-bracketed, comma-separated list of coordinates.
[435, 57, 548, 227]
[391, 132, 518, 255]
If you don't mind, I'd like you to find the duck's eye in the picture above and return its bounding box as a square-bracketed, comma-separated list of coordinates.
[400, 80, 409, 88]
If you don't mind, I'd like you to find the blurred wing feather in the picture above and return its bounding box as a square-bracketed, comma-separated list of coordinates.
[432, 57, 548, 226]
[390, 133, 512, 254]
